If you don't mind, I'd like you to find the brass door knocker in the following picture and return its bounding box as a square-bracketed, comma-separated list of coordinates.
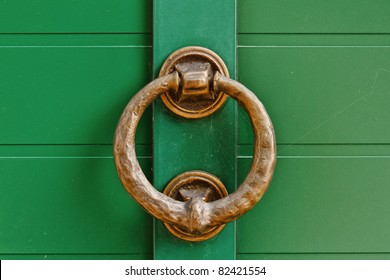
[114, 46, 276, 242]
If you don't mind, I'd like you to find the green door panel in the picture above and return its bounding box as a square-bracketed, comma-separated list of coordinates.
[238, 42, 390, 144]
[0, 146, 152, 255]
[238, 0, 390, 33]
[0, 40, 152, 144]
[0, 0, 152, 33]
[238, 155, 390, 253]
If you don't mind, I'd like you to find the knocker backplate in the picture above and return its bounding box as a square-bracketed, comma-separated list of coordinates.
[159, 46, 230, 119]
[163, 171, 228, 242]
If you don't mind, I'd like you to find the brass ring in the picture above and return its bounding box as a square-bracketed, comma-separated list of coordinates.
[114, 65, 276, 241]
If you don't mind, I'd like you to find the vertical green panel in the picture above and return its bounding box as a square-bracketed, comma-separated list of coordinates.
[153, 0, 236, 259]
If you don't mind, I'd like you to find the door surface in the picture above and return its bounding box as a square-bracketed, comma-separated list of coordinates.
[1, 0, 390, 260]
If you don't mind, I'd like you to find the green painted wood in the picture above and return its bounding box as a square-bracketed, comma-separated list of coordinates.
[0, 254, 152, 260]
[0, 0, 152, 33]
[0, 34, 152, 46]
[3, 253, 390, 260]
[238, 0, 390, 34]
[153, 0, 236, 259]
[0, 43, 152, 145]
[239, 34, 390, 47]
[2, 0, 389, 34]
[237, 156, 390, 253]
[238, 254, 390, 260]
[0, 0, 389, 261]
[0, 145, 151, 159]
[238, 45, 390, 145]
[240, 144, 390, 157]
[4, 253, 390, 260]
[0, 146, 153, 255]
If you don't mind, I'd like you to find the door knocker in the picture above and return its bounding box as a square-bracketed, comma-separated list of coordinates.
[114, 46, 276, 242]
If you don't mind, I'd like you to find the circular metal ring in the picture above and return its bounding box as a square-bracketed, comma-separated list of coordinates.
[114, 49, 276, 241]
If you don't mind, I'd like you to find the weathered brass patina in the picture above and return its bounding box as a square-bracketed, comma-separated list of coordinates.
[163, 171, 228, 242]
[159, 46, 229, 119]
[114, 46, 276, 242]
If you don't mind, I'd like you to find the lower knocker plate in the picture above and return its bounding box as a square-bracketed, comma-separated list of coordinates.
[163, 171, 228, 242]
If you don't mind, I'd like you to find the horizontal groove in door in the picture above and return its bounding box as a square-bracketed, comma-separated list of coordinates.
[237, 157, 390, 253]
[239, 144, 390, 157]
[239, 34, 390, 47]
[0, 145, 151, 158]
[4, 143, 389, 158]
[1, 33, 387, 46]
[0, 34, 152, 47]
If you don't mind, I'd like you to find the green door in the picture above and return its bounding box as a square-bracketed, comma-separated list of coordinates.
[1, 0, 390, 260]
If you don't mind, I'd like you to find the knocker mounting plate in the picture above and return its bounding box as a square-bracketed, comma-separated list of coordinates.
[159, 46, 230, 119]
[163, 171, 228, 242]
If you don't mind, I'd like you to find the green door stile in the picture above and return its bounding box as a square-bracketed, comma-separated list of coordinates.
[153, 0, 237, 259]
